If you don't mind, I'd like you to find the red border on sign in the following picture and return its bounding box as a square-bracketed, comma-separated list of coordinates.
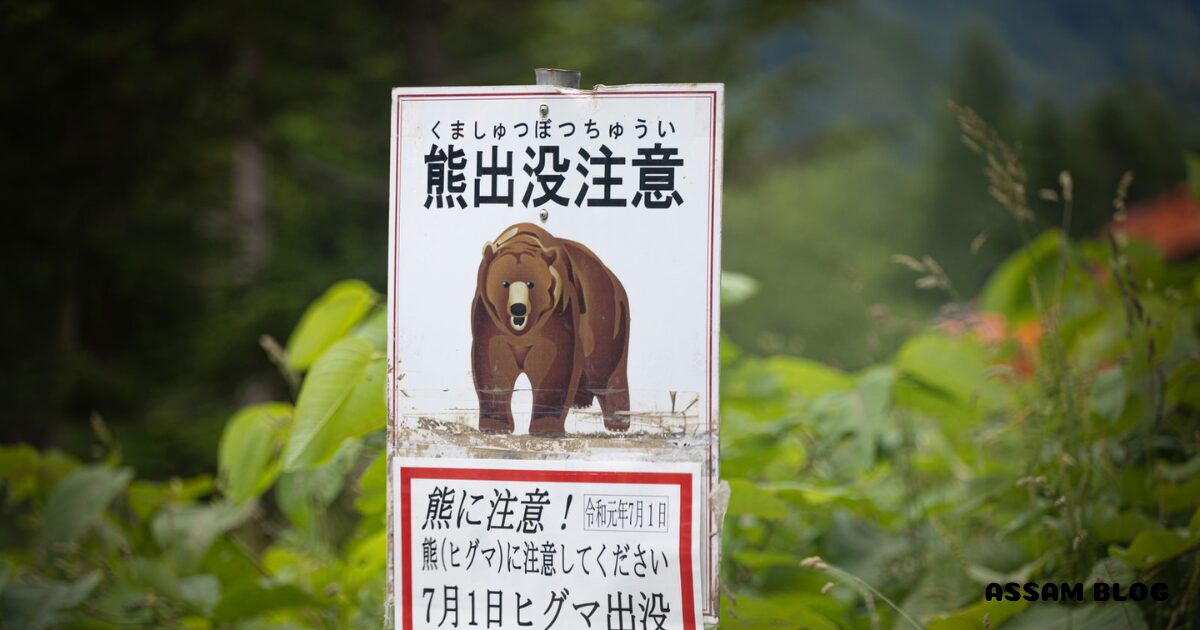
[391, 88, 720, 616]
[399, 466, 696, 630]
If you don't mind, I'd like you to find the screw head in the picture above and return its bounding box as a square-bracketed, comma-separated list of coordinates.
[539, 208, 549, 223]
[539, 104, 549, 119]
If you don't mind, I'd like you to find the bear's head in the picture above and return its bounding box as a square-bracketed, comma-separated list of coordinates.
[476, 224, 570, 335]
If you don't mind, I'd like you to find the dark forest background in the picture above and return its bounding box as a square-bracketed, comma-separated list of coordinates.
[3, 0, 1198, 479]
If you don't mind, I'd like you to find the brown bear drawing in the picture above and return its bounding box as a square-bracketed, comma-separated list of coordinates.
[471, 222, 630, 435]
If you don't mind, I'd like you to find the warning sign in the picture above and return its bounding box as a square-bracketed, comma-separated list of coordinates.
[395, 458, 701, 629]
[387, 84, 724, 625]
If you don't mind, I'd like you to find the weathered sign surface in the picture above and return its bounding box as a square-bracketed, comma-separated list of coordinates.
[388, 84, 724, 627]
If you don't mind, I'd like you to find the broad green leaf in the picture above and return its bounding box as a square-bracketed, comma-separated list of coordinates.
[43, 465, 133, 546]
[198, 537, 262, 593]
[761, 355, 854, 397]
[722, 594, 840, 630]
[178, 575, 220, 616]
[892, 378, 979, 427]
[1086, 509, 1156, 543]
[276, 438, 361, 532]
[1084, 558, 1135, 589]
[124, 557, 219, 614]
[1003, 602, 1146, 630]
[127, 475, 216, 520]
[1108, 526, 1199, 568]
[124, 556, 185, 601]
[771, 482, 854, 506]
[730, 550, 799, 570]
[0, 572, 100, 630]
[213, 583, 324, 622]
[354, 452, 387, 517]
[726, 479, 789, 519]
[343, 529, 387, 589]
[217, 402, 293, 503]
[152, 501, 254, 571]
[978, 229, 1062, 321]
[1166, 361, 1200, 408]
[283, 337, 384, 470]
[721, 270, 759, 306]
[352, 308, 387, 351]
[285, 279, 377, 370]
[926, 597, 1027, 630]
[1089, 367, 1125, 424]
[896, 334, 1007, 412]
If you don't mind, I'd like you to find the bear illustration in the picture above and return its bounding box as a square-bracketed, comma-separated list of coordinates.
[471, 222, 630, 435]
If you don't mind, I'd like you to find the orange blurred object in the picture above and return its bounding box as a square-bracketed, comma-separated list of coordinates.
[1108, 182, 1200, 260]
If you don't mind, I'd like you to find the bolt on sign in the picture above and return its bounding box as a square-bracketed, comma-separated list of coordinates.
[387, 84, 724, 629]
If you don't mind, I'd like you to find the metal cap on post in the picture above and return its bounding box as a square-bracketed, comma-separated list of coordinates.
[534, 68, 581, 89]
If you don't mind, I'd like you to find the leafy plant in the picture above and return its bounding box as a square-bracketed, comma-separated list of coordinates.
[1, 282, 388, 628]
[2, 121, 1198, 629]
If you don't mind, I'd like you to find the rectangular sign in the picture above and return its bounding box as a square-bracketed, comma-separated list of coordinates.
[395, 458, 702, 629]
[387, 84, 724, 624]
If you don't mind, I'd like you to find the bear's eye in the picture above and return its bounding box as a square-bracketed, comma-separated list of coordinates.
[526, 282, 534, 289]
[501, 281, 510, 288]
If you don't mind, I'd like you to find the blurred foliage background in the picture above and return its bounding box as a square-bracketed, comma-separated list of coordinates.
[2, 0, 1200, 627]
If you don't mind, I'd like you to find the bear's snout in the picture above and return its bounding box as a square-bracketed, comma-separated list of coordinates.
[506, 281, 530, 331]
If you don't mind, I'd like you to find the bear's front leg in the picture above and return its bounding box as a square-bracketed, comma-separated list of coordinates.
[525, 339, 575, 435]
[473, 337, 518, 433]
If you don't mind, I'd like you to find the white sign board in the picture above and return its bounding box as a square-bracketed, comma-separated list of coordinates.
[387, 84, 724, 626]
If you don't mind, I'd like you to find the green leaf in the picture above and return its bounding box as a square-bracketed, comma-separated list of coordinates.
[354, 452, 387, 516]
[124, 556, 185, 601]
[126, 475, 216, 520]
[285, 279, 377, 370]
[43, 465, 133, 546]
[761, 355, 854, 397]
[152, 501, 254, 571]
[178, 574, 220, 616]
[0, 572, 101, 630]
[1004, 602, 1146, 630]
[978, 229, 1063, 321]
[722, 593, 840, 630]
[896, 334, 1006, 412]
[283, 337, 384, 471]
[730, 550, 799, 570]
[1108, 526, 1199, 569]
[1084, 558, 1135, 589]
[276, 439, 361, 532]
[1086, 509, 1156, 543]
[721, 270, 759, 306]
[1166, 361, 1200, 408]
[725, 479, 789, 519]
[1089, 367, 1125, 424]
[213, 583, 324, 622]
[217, 402, 293, 503]
[123, 557, 220, 614]
[343, 529, 388, 589]
[352, 308, 387, 351]
[926, 597, 1027, 630]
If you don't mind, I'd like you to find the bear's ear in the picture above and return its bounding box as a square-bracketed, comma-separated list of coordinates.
[548, 266, 563, 308]
[482, 240, 495, 259]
